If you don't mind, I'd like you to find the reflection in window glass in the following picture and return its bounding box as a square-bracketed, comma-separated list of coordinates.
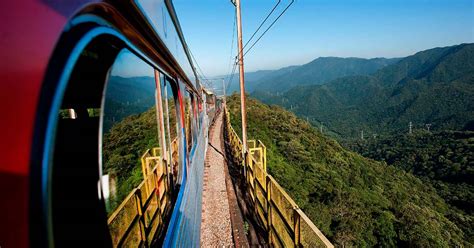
[160, 75, 181, 186]
[192, 95, 199, 134]
[101, 50, 159, 213]
[184, 89, 193, 152]
[135, 0, 195, 80]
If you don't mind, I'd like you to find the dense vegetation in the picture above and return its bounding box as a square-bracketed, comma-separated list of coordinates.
[103, 76, 155, 132]
[345, 130, 474, 243]
[102, 107, 159, 213]
[249, 44, 474, 245]
[100, 76, 159, 212]
[254, 43, 474, 138]
[227, 95, 469, 247]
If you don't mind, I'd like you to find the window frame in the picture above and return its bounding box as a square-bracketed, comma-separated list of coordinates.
[30, 13, 195, 246]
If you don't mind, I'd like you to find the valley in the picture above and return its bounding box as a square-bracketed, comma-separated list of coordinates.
[221, 43, 474, 245]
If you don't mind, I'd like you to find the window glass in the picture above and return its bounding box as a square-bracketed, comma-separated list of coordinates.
[198, 98, 203, 115]
[100, 49, 159, 213]
[191, 95, 199, 135]
[135, 0, 195, 82]
[161, 75, 181, 185]
[183, 89, 193, 151]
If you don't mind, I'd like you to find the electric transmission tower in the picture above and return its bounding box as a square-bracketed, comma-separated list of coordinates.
[426, 123, 432, 132]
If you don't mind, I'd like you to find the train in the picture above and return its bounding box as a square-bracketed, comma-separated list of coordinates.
[0, 0, 218, 247]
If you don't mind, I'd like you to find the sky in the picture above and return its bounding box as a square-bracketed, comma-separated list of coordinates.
[173, 0, 474, 77]
[110, 49, 154, 78]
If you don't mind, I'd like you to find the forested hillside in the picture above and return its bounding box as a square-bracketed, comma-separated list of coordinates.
[103, 76, 155, 132]
[102, 107, 159, 212]
[227, 95, 469, 247]
[254, 43, 474, 138]
[346, 130, 474, 243]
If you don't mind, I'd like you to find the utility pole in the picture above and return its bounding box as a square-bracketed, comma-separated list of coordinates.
[232, 0, 248, 154]
[361, 130, 364, 140]
[409, 121, 413, 134]
[320, 123, 323, 134]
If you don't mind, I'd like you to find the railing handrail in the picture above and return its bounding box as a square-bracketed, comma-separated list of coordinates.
[106, 148, 171, 247]
[224, 107, 333, 248]
[107, 187, 139, 225]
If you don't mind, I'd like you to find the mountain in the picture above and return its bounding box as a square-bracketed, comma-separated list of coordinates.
[219, 70, 274, 94]
[103, 76, 155, 131]
[106, 76, 155, 103]
[227, 95, 468, 246]
[213, 65, 299, 94]
[254, 43, 474, 138]
[254, 57, 400, 93]
[211, 57, 398, 95]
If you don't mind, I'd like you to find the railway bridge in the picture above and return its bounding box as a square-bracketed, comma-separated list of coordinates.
[105, 104, 334, 247]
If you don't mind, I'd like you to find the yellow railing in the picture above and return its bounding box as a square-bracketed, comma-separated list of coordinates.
[224, 108, 333, 248]
[107, 148, 171, 247]
[170, 138, 179, 184]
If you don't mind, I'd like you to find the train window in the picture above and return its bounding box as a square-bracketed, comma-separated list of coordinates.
[100, 49, 160, 214]
[194, 96, 200, 131]
[158, 74, 181, 187]
[44, 22, 184, 246]
[198, 98, 203, 116]
[191, 94, 199, 135]
[59, 108, 100, 119]
[183, 89, 193, 152]
[50, 37, 123, 246]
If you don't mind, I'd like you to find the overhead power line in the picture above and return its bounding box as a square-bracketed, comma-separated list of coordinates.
[225, 0, 294, 94]
[225, 9, 238, 93]
[188, 48, 213, 88]
[242, 0, 294, 58]
[232, 0, 282, 65]
[226, 0, 283, 93]
[226, 62, 237, 92]
[226, 8, 237, 83]
[242, 0, 281, 51]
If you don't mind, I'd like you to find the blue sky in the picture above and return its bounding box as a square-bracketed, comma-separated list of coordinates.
[173, 0, 474, 77]
[110, 49, 154, 78]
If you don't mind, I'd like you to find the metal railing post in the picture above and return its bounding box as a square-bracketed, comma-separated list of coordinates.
[294, 210, 301, 247]
[266, 177, 272, 244]
[135, 190, 146, 244]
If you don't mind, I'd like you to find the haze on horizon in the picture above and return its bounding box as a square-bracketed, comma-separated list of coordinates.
[173, 0, 474, 77]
